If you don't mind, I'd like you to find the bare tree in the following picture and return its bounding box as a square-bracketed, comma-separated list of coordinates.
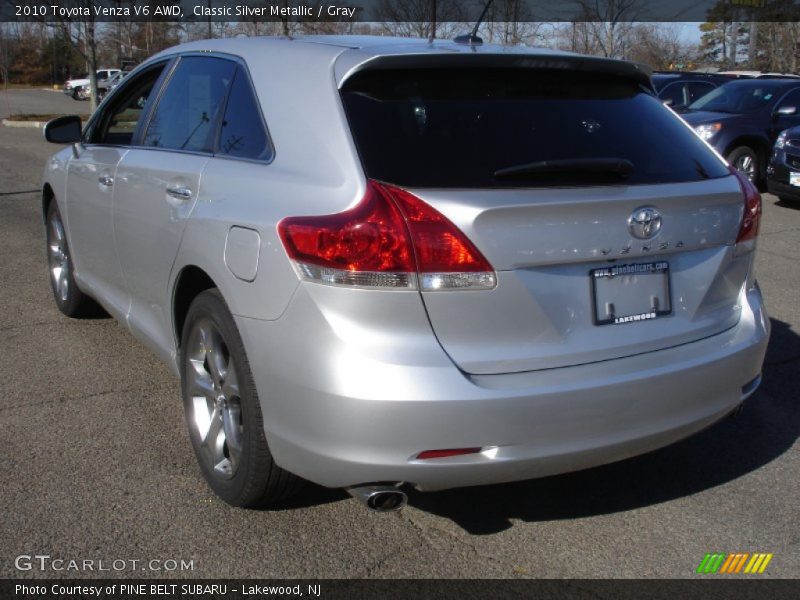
[477, 0, 547, 46]
[50, 11, 100, 111]
[575, 0, 639, 58]
[374, 0, 466, 40]
[760, 21, 800, 72]
[626, 24, 698, 69]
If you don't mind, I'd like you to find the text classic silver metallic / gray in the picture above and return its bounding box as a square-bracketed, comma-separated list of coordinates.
[41, 36, 770, 510]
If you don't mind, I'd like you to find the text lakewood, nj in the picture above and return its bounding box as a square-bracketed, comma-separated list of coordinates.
[16, 3, 358, 19]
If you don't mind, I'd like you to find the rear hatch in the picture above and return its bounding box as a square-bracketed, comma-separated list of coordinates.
[340, 63, 747, 374]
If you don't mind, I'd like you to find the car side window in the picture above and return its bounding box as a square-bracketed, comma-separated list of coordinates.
[142, 56, 236, 153]
[217, 66, 272, 161]
[687, 82, 714, 103]
[88, 63, 167, 146]
[659, 82, 685, 107]
[777, 88, 800, 111]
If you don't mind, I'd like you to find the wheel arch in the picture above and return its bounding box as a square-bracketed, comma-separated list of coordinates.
[172, 265, 219, 350]
[42, 183, 55, 225]
[723, 136, 770, 164]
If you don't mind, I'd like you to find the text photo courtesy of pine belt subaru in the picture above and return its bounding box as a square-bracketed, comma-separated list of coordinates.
[41, 36, 769, 511]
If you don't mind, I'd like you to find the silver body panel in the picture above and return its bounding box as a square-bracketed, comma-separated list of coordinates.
[239, 281, 767, 490]
[42, 36, 770, 491]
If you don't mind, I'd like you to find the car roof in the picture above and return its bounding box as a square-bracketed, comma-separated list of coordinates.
[148, 35, 652, 88]
[652, 72, 720, 77]
[651, 72, 725, 90]
[718, 78, 800, 88]
[155, 34, 574, 55]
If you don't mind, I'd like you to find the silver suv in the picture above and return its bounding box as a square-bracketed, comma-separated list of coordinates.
[42, 36, 769, 510]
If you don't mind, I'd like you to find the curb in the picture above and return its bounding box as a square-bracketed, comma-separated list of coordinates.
[1, 119, 46, 129]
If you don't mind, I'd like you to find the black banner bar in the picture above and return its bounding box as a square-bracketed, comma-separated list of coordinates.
[2, 0, 800, 23]
[3, 579, 800, 600]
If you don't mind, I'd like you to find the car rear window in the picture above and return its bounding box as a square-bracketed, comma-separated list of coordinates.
[341, 68, 729, 188]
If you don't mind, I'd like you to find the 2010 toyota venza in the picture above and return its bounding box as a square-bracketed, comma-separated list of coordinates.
[41, 36, 770, 510]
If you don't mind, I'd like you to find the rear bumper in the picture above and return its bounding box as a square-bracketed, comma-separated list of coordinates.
[236, 282, 769, 491]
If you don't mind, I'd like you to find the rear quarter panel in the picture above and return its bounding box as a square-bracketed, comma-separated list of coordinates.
[168, 42, 366, 360]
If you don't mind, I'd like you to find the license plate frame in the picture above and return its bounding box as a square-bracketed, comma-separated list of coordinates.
[790, 171, 800, 187]
[591, 261, 672, 326]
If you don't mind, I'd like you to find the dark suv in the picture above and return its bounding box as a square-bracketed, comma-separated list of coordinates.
[679, 79, 800, 183]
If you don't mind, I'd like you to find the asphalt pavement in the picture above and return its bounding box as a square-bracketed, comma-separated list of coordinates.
[0, 124, 798, 580]
[0, 88, 91, 120]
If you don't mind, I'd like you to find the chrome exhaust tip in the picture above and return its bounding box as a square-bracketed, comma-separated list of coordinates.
[347, 485, 407, 512]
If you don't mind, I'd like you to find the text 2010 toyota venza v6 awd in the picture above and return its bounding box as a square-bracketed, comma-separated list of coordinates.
[41, 36, 770, 510]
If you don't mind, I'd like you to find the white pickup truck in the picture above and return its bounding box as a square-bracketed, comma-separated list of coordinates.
[63, 68, 121, 100]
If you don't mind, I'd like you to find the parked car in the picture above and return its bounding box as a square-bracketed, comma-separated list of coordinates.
[97, 70, 129, 102]
[63, 68, 121, 100]
[652, 72, 731, 110]
[767, 126, 800, 201]
[679, 78, 800, 183]
[41, 37, 769, 510]
[718, 70, 800, 79]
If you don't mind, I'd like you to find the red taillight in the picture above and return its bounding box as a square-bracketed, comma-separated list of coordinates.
[277, 180, 496, 290]
[278, 181, 414, 273]
[386, 185, 493, 274]
[730, 166, 761, 248]
[416, 448, 482, 460]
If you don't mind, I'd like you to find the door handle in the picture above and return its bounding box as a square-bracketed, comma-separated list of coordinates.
[98, 175, 114, 187]
[166, 185, 192, 200]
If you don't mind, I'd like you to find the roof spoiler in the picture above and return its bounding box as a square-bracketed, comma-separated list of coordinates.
[337, 53, 653, 91]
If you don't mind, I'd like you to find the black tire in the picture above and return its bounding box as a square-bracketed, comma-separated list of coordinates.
[727, 146, 760, 184]
[45, 202, 98, 317]
[180, 289, 303, 507]
[71, 87, 81, 100]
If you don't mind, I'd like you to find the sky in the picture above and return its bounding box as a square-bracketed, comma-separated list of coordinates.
[675, 22, 703, 45]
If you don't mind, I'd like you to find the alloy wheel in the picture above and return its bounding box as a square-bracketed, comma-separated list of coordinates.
[734, 153, 756, 182]
[47, 212, 70, 303]
[186, 318, 243, 480]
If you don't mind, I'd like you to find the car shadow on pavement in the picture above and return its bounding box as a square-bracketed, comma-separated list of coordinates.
[269, 485, 350, 511]
[775, 198, 800, 211]
[403, 317, 799, 534]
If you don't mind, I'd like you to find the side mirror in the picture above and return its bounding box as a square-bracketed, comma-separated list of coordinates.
[775, 105, 797, 117]
[43, 115, 82, 144]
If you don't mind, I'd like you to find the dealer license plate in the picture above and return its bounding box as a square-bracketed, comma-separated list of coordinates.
[591, 261, 672, 325]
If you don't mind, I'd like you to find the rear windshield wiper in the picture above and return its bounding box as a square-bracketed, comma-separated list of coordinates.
[493, 158, 634, 179]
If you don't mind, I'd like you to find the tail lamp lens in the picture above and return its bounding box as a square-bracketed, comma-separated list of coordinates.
[278, 180, 496, 291]
[730, 166, 761, 254]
